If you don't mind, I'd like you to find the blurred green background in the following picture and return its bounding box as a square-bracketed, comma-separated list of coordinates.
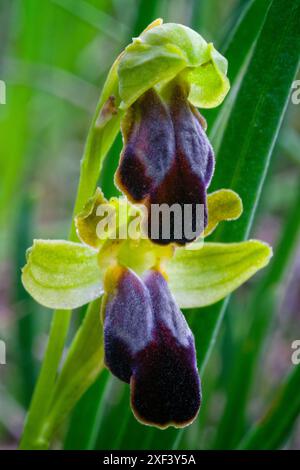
[0, 0, 299, 450]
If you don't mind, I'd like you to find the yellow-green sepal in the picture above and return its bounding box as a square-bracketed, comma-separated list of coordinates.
[21, 240, 102, 310]
[167, 240, 272, 309]
[204, 189, 243, 237]
[118, 21, 230, 110]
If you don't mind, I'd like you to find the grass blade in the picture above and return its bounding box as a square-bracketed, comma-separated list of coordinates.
[195, 0, 300, 367]
[207, 0, 272, 139]
[132, 0, 160, 37]
[210, 0, 300, 241]
[64, 370, 109, 450]
[214, 177, 300, 448]
[42, 299, 103, 444]
[14, 195, 37, 407]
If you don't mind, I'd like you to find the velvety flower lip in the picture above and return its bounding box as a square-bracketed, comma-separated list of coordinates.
[115, 85, 214, 246]
[132, 269, 201, 428]
[103, 266, 201, 429]
[169, 83, 214, 190]
[103, 266, 154, 383]
[116, 89, 175, 202]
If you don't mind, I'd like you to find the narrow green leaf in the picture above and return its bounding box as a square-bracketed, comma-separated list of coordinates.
[93, 378, 130, 450]
[194, 0, 300, 375]
[22, 240, 102, 310]
[222, 0, 271, 81]
[14, 195, 38, 407]
[42, 298, 104, 444]
[206, 0, 272, 135]
[19, 308, 71, 450]
[214, 179, 300, 449]
[210, 0, 300, 241]
[132, 0, 161, 38]
[64, 370, 110, 450]
[167, 240, 272, 309]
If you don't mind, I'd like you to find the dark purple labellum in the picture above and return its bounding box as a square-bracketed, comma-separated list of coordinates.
[104, 266, 154, 383]
[115, 86, 214, 245]
[103, 267, 201, 429]
[116, 89, 175, 202]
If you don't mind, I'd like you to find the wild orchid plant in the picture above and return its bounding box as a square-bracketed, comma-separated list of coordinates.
[20, 20, 272, 446]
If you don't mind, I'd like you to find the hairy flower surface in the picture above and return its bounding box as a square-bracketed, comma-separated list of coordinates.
[116, 83, 214, 245]
[103, 266, 201, 428]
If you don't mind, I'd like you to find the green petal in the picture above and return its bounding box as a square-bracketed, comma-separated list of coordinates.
[22, 240, 102, 309]
[188, 43, 230, 108]
[118, 22, 229, 109]
[167, 240, 272, 309]
[204, 189, 243, 237]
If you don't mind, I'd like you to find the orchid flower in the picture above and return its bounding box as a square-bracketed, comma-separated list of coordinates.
[22, 188, 271, 429]
[21, 20, 272, 432]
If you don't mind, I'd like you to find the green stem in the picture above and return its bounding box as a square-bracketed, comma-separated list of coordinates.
[43, 298, 104, 444]
[20, 310, 72, 449]
[19, 59, 122, 450]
